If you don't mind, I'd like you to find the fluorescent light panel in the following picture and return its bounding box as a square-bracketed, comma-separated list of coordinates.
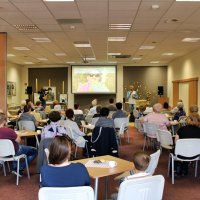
[139, 45, 155, 50]
[32, 38, 51, 43]
[162, 53, 175, 56]
[13, 47, 30, 51]
[176, 0, 200, 1]
[37, 58, 48, 61]
[7, 54, 15, 57]
[108, 53, 121, 56]
[85, 57, 96, 61]
[74, 44, 91, 47]
[132, 57, 142, 60]
[43, 0, 74, 1]
[182, 38, 200, 42]
[55, 53, 67, 56]
[109, 24, 131, 30]
[150, 61, 159, 64]
[24, 62, 34, 64]
[108, 37, 126, 41]
[66, 61, 75, 64]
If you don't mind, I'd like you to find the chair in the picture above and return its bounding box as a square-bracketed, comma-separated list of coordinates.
[18, 120, 39, 147]
[31, 112, 42, 121]
[178, 116, 187, 127]
[168, 139, 200, 184]
[114, 117, 129, 144]
[134, 119, 144, 133]
[67, 127, 89, 158]
[91, 126, 118, 157]
[143, 122, 159, 151]
[157, 129, 173, 152]
[146, 150, 161, 175]
[85, 114, 93, 124]
[0, 139, 30, 185]
[38, 186, 94, 200]
[117, 175, 165, 200]
[74, 114, 85, 127]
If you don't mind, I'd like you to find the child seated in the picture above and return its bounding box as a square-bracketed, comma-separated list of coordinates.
[111, 151, 150, 200]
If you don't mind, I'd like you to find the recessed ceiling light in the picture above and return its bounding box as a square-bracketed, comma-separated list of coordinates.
[43, 0, 74, 1]
[164, 18, 180, 23]
[37, 58, 48, 61]
[108, 53, 121, 56]
[24, 62, 34, 64]
[182, 38, 200, 42]
[32, 38, 51, 43]
[151, 5, 160, 10]
[74, 41, 91, 48]
[150, 61, 160, 64]
[108, 37, 126, 42]
[176, 0, 200, 1]
[84, 57, 96, 61]
[55, 53, 67, 56]
[162, 53, 175, 56]
[109, 24, 131, 30]
[139, 46, 155, 50]
[13, 24, 38, 31]
[108, 61, 117, 64]
[13, 47, 30, 51]
[132, 57, 142, 60]
[7, 54, 15, 57]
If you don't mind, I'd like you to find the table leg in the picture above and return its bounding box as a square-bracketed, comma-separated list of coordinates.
[94, 178, 99, 200]
[105, 176, 108, 200]
[35, 135, 39, 148]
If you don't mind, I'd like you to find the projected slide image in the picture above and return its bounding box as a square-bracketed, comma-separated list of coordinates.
[72, 66, 116, 94]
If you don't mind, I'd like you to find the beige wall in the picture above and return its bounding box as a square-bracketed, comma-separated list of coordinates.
[7, 62, 28, 106]
[168, 49, 200, 107]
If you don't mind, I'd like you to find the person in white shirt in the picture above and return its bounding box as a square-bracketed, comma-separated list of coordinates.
[88, 99, 98, 116]
[111, 151, 151, 200]
[127, 85, 138, 112]
[73, 103, 83, 115]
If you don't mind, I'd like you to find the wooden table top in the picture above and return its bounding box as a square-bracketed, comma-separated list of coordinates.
[72, 155, 133, 179]
[82, 124, 95, 130]
[16, 130, 41, 137]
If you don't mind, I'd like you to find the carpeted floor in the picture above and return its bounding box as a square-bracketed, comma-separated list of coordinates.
[0, 126, 200, 200]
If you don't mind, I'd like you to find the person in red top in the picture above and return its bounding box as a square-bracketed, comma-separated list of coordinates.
[0, 113, 37, 176]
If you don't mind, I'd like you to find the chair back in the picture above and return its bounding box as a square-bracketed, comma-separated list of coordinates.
[0, 139, 15, 157]
[31, 112, 42, 121]
[18, 120, 35, 131]
[117, 175, 165, 200]
[74, 114, 85, 127]
[146, 150, 161, 175]
[157, 129, 173, 148]
[114, 117, 129, 129]
[91, 117, 99, 126]
[143, 122, 159, 139]
[135, 119, 144, 133]
[38, 186, 94, 200]
[175, 139, 200, 159]
[85, 114, 93, 124]
[178, 116, 187, 127]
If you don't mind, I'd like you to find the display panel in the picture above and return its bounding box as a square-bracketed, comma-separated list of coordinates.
[72, 65, 116, 94]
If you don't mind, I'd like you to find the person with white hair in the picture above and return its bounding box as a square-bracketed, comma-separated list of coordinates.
[88, 99, 98, 116]
[142, 103, 170, 130]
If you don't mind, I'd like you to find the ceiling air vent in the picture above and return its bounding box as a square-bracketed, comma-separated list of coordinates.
[57, 19, 82, 24]
[113, 55, 131, 59]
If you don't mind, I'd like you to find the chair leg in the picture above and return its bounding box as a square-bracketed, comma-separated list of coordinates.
[25, 156, 30, 179]
[7, 162, 10, 172]
[195, 160, 198, 177]
[85, 143, 89, 158]
[143, 136, 146, 151]
[126, 130, 130, 143]
[167, 155, 171, 177]
[172, 157, 174, 184]
[75, 145, 78, 158]
[16, 160, 20, 186]
[2, 162, 6, 176]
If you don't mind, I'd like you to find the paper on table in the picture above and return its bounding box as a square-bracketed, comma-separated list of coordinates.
[85, 160, 117, 168]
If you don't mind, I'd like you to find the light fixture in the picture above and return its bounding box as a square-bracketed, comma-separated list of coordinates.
[108, 61, 117, 64]
[85, 57, 96, 61]
[32, 38, 51, 43]
[109, 24, 131, 30]
[13, 47, 30, 51]
[66, 61, 75, 64]
[7, 54, 15, 57]
[132, 57, 142, 60]
[150, 61, 160, 64]
[55, 53, 67, 56]
[24, 62, 34, 64]
[108, 53, 121, 56]
[13, 24, 38, 31]
[151, 4, 160, 10]
[37, 58, 48, 61]
[176, 0, 200, 1]
[74, 41, 91, 48]
[162, 53, 175, 56]
[139, 46, 155, 50]
[108, 37, 126, 42]
[182, 38, 200, 42]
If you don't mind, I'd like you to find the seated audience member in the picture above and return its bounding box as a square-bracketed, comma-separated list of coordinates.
[161, 102, 171, 115]
[175, 106, 200, 176]
[53, 100, 62, 112]
[142, 103, 170, 130]
[63, 109, 86, 148]
[17, 100, 26, 115]
[171, 99, 184, 114]
[41, 111, 67, 139]
[73, 103, 83, 115]
[26, 99, 35, 111]
[35, 101, 44, 112]
[108, 98, 117, 112]
[93, 105, 102, 118]
[95, 107, 114, 128]
[0, 112, 37, 176]
[173, 102, 186, 121]
[111, 151, 151, 200]
[88, 99, 98, 116]
[40, 136, 90, 187]
[112, 102, 127, 120]
[137, 104, 146, 119]
[18, 105, 38, 129]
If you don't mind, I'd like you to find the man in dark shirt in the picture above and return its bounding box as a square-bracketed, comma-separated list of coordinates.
[0, 113, 37, 176]
[112, 102, 127, 120]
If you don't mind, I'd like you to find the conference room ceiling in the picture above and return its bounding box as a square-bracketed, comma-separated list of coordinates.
[3, 0, 200, 66]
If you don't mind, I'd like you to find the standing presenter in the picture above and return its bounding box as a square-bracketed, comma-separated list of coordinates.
[127, 85, 138, 112]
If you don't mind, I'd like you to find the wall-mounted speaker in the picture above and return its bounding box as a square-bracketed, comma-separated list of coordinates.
[27, 86, 32, 95]
[123, 98, 126, 103]
[158, 86, 164, 96]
